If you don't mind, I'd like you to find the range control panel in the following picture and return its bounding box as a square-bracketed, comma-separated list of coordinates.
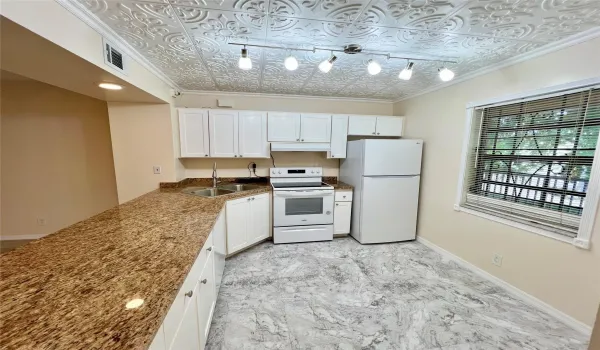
[270, 167, 322, 178]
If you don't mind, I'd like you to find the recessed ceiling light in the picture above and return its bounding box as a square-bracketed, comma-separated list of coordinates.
[399, 62, 414, 81]
[438, 67, 455, 82]
[284, 55, 298, 71]
[319, 54, 337, 73]
[238, 47, 252, 70]
[367, 59, 381, 75]
[98, 82, 123, 90]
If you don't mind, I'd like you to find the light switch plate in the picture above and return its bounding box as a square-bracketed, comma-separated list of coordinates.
[153, 166, 161, 174]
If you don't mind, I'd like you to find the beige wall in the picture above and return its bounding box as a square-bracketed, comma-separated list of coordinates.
[107, 102, 178, 204]
[177, 93, 393, 178]
[591, 305, 600, 350]
[1, 79, 118, 239]
[393, 37, 600, 327]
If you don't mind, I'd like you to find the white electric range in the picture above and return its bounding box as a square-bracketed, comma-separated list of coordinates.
[270, 167, 334, 244]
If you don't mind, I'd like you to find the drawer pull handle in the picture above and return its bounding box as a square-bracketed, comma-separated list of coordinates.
[185, 290, 193, 297]
[207, 247, 212, 251]
[201, 279, 208, 284]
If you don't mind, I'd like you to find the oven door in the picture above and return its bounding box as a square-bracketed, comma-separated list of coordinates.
[273, 190, 334, 227]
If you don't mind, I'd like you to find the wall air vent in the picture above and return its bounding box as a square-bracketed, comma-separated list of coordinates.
[103, 39, 127, 74]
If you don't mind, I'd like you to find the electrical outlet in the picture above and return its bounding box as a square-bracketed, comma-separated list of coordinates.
[153, 166, 161, 174]
[492, 254, 503, 267]
[37, 218, 47, 226]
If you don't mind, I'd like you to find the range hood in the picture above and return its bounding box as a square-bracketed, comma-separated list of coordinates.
[270, 142, 331, 152]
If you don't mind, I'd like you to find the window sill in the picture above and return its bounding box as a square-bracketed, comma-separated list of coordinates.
[453, 205, 590, 249]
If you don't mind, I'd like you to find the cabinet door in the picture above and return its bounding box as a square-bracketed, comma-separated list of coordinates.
[334, 202, 352, 235]
[267, 112, 301, 142]
[212, 210, 226, 295]
[348, 116, 377, 136]
[169, 286, 200, 350]
[149, 325, 166, 350]
[328, 115, 348, 159]
[179, 109, 210, 157]
[209, 110, 239, 157]
[239, 111, 268, 158]
[376, 117, 404, 137]
[226, 197, 251, 254]
[300, 114, 331, 142]
[196, 252, 216, 348]
[248, 194, 270, 244]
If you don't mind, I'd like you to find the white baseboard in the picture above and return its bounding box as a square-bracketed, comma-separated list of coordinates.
[416, 236, 593, 337]
[1, 234, 46, 241]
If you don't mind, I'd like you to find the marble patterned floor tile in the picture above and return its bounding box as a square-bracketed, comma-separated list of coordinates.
[206, 238, 589, 350]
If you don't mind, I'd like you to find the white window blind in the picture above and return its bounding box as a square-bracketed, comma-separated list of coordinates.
[462, 87, 600, 237]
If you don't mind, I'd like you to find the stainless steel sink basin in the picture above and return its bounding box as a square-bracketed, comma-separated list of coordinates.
[182, 187, 235, 197]
[217, 184, 262, 192]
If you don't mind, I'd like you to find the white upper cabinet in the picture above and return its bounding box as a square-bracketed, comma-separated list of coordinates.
[348, 116, 404, 137]
[179, 109, 210, 157]
[348, 115, 377, 136]
[209, 110, 238, 158]
[239, 111, 268, 158]
[376, 116, 404, 137]
[328, 115, 348, 159]
[207, 110, 268, 158]
[300, 114, 331, 143]
[268, 112, 301, 142]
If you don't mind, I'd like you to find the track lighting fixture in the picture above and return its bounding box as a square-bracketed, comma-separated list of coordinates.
[284, 55, 298, 71]
[319, 54, 337, 73]
[367, 59, 381, 75]
[228, 42, 457, 80]
[398, 62, 414, 80]
[238, 46, 252, 70]
[438, 67, 454, 82]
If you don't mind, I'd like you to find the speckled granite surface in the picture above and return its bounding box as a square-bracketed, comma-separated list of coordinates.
[0, 184, 270, 350]
[162, 177, 353, 190]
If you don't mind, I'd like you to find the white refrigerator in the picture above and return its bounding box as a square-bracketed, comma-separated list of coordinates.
[340, 139, 422, 244]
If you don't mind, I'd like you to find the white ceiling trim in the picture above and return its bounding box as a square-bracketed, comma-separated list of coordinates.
[54, 0, 181, 90]
[180, 89, 393, 104]
[393, 27, 600, 104]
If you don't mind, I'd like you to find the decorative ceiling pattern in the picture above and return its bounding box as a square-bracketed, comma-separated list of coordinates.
[73, 0, 600, 100]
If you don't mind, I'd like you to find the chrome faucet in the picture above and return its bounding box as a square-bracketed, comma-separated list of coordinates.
[212, 162, 218, 188]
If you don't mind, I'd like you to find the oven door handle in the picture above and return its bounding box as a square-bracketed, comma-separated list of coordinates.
[274, 191, 334, 198]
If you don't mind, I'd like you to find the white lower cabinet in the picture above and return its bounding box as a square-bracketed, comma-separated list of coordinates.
[196, 251, 216, 348]
[170, 289, 201, 350]
[333, 190, 353, 235]
[150, 193, 271, 350]
[226, 193, 271, 255]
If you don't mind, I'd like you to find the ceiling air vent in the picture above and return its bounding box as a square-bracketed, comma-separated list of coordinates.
[103, 39, 127, 74]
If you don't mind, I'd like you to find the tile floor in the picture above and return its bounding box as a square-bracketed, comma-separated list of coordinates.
[206, 238, 588, 350]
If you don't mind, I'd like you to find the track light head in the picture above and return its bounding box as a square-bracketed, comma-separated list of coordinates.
[367, 59, 381, 75]
[398, 62, 414, 80]
[284, 55, 299, 71]
[438, 67, 454, 81]
[238, 47, 252, 70]
[319, 54, 337, 73]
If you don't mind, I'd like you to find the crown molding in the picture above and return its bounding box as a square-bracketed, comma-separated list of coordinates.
[393, 27, 600, 104]
[180, 89, 394, 103]
[55, 0, 180, 90]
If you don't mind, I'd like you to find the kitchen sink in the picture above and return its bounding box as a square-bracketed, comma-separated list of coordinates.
[217, 184, 262, 192]
[182, 187, 235, 197]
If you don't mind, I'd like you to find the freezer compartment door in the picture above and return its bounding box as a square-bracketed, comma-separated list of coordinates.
[359, 176, 420, 243]
[363, 140, 422, 176]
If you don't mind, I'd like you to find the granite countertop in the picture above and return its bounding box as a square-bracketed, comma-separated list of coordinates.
[0, 181, 270, 350]
[323, 177, 353, 190]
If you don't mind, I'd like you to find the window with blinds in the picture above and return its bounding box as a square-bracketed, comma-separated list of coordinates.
[462, 87, 600, 237]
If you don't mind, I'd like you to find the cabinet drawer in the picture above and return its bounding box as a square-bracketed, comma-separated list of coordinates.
[163, 233, 213, 347]
[335, 191, 352, 202]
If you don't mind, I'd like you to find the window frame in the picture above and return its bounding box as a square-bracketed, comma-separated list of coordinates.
[455, 78, 600, 249]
